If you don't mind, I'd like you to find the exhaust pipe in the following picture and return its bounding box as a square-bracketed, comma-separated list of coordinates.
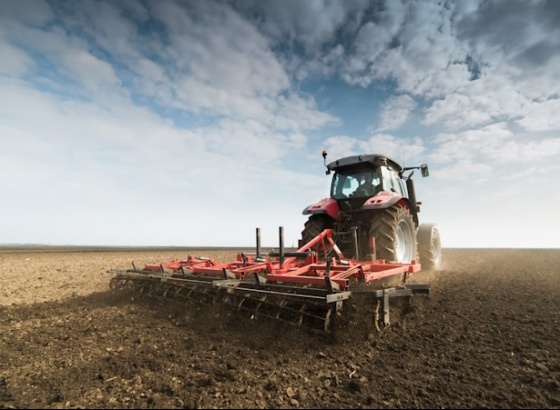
[279, 226, 284, 267]
[256, 227, 261, 259]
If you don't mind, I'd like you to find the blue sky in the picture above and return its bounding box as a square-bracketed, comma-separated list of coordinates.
[1, 0, 559, 248]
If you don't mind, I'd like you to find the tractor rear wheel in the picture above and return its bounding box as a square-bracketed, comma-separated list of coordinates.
[418, 223, 442, 270]
[369, 204, 417, 263]
[301, 215, 333, 247]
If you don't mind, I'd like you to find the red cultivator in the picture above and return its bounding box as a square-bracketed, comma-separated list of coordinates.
[108, 227, 429, 333]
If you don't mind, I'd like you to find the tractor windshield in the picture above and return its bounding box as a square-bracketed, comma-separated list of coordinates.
[331, 168, 381, 199]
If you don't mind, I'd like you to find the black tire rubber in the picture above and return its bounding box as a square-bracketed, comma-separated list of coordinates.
[417, 223, 442, 271]
[301, 215, 333, 247]
[369, 204, 418, 263]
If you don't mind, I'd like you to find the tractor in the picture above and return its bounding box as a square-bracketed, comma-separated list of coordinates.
[301, 150, 441, 270]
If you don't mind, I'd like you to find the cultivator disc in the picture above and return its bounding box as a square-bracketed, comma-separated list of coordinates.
[216, 286, 337, 332]
[108, 269, 342, 333]
[110, 272, 220, 305]
[107, 227, 429, 334]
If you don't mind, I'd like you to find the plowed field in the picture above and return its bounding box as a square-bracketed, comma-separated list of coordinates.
[1, 248, 559, 409]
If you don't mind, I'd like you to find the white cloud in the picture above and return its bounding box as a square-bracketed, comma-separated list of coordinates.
[0, 0, 54, 26]
[432, 159, 493, 181]
[0, 42, 34, 75]
[430, 121, 560, 168]
[153, 1, 290, 98]
[377, 95, 418, 131]
[322, 135, 362, 159]
[324, 133, 426, 166]
[517, 137, 560, 162]
[431, 123, 512, 162]
[517, 98, 560, 132]
[234, 0, 361, 50]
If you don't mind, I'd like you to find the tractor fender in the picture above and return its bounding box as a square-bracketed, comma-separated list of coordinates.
[362, 192, 418, 226]
[302, 198, 340, 220]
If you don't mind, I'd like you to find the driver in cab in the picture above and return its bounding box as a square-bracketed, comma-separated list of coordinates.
[352, 172, 379, 197]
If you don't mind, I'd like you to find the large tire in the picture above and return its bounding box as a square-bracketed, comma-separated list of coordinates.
[301, 215, 333, 247]
[369, 205, 417, 263]
[418, 223, 442, 271]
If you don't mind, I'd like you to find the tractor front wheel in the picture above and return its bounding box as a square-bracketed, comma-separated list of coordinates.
[301, 215, 333, 248]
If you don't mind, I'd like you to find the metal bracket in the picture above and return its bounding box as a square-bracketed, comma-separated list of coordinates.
[324, 275, 339, 293]
[254, 272, 267, 286]
[371, 284, 431, 329]
[372, 286, 422, 328]
[179, 265, 194, 277]
[222, 268, 237, 280]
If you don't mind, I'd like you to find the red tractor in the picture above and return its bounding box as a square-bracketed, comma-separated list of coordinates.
[301, 151, 441, 270]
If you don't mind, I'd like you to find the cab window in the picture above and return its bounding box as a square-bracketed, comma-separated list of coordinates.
[381, 166, 405, 196]
[332, 169, 381, 199]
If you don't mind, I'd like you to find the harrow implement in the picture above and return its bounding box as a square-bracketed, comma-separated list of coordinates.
[107, 227, 429, 333]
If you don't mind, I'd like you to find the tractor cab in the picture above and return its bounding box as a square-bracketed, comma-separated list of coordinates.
[321, 150, 429, 225]
[326, 153, 409, 212]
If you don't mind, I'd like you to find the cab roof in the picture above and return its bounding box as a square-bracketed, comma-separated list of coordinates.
[326, 154, 403, 172]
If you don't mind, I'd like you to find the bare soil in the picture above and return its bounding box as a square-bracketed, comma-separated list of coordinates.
[1, 247, 559, 409]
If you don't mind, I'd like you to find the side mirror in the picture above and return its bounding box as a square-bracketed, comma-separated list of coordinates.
[420, 164, 429, 177]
